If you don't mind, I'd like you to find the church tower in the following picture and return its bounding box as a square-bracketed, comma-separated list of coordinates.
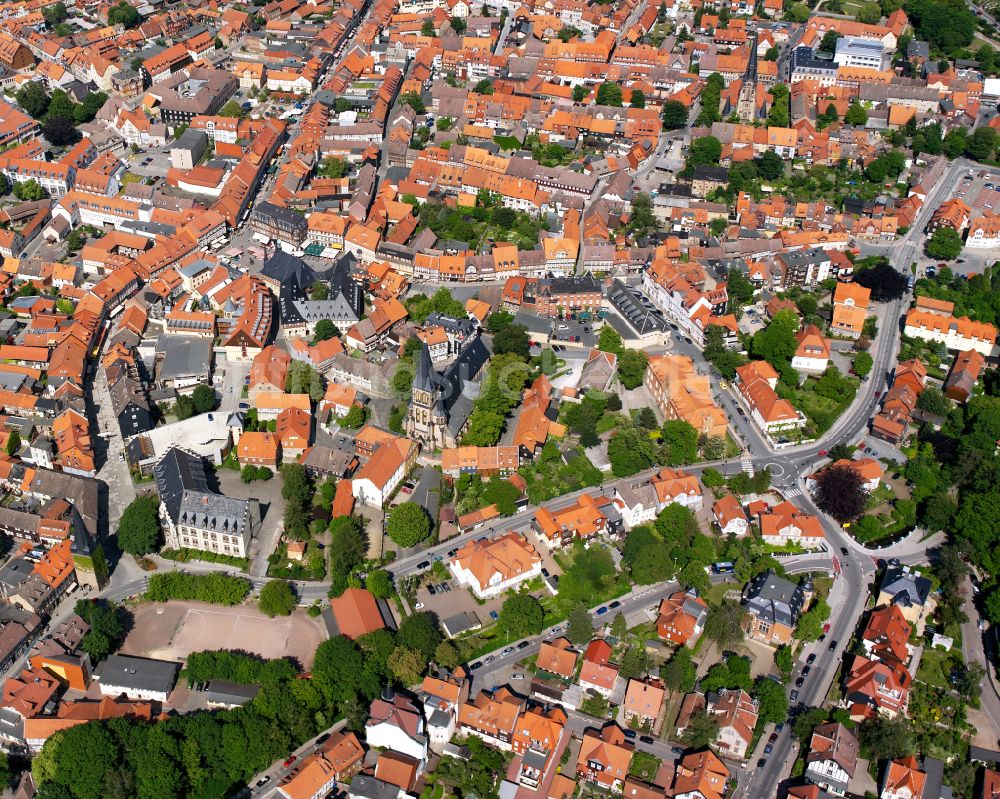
[405, 343, 447, 449]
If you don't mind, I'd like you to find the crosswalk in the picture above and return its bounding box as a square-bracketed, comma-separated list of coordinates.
[783, 486, 802, 499]
[740, 455, 755, 477]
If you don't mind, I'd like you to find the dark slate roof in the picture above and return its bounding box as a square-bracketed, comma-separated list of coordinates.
[879, 567, 931, 608]
[262, 250, 315, 287]
[742, 570, 805, 628]
[154, 447, 210, 526]
[97, 654, 179, 695]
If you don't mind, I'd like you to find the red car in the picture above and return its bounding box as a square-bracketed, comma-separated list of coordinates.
[283, 755, 297, 768]
[818, 449, 828, 457]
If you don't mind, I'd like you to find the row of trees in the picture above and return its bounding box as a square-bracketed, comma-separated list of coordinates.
[145, 572, 251, 605]
[15, 83, 108, 146]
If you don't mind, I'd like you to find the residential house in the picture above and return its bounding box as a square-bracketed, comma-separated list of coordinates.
[276, 731, 365, 799]
[536, 639, 579, 680]
[831, 282, 871, 339]
[418, 671, 470, 752]
[791, 325, 831, 375]
[734, 360, 806, 436]
[576, 725, 634, 793]
[860, 604, 912, 665]
[758, 501, 825, 548]
[512, 706, 567, 789]
[903, 308, 997, 357]
[881, 757, 926, 799]
[448, 532, 542, 599]
[713, 495, 749, 537]
[645, 354, 727, 440]
[366, 687, 428, 767]
[804, 722, 859, 797]
[709, 688, 758, 762]
[843, 655, 911, 719]
[533, 493, 610, 548]
[671, 749, 730, 799]
[944, 349, 986, 403]
[621, 679, 665, 731]
[656, 591, 708, 646]
[458, 688, 524, 751]
[876, 566, 933, 626]
[351, 435, 417, 509]
[324, 588, 389, 640]
[742, 571, 805, 646]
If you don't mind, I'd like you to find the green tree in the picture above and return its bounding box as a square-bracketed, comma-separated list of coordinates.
[118, 494, 162, 555]
[386, 503, 431, 548]
[617, 350, 648, 389]
[16, 81, 49, 118]
[473, 79, 493, 95]
[596, 82, 623, 106]
[752, 309, 799, 373]
[660, 419, 699, 465]
[796, 599, 831, 642]
[818, 30, 841, 54]
[688, 136, 722, 168]
[366, 569, 394, 598]
[191, 384, 215, 414]
[757, 150, 784, 180]
[856, 1, 880, 23]
[598, 325, 624, 354]
[12, 179, 47, 201]
[107, 1, 140, 27]
[702, 468, 725, 487]
[566, 602, 595, 644]
[753, 676, 790, 726]
[845, 102, 868, 126]
[924, 226, 963, 260]
[421, 19, 435, 35]
[629, 89, 646, 109]
[573, 85, 588, 102]
[774, 645, 793, 679]
[967, 126, 998, 161]
[766, 84, 789, 128]
[396, 612, 441, 660]
[660, 646, 697, 694]
[608, 424, 657, 476]
[74, 599, 126, 663]
[32, 722, 120, 799]
[704, 602, 746, 648]
[317, 158, 347, 179]
[285, 360, 323, 400]
[4, 429, 19, 456]
[313, 319, 339, 342]
[258, 580, 297, 617]
[387, 645, 425, 685]
[786, 1, 810, 21]
[340, 405, 368, 429]
[853, 350, 873, 378]
[858, 714, 914, 761]
[499, 593, 545, 639]
[435, 640, 461, 669]
[662, 99, 689, 130]
[681, 710, 720, 748]
[400, 91, 426, 114]
[610, 611, 628, 639]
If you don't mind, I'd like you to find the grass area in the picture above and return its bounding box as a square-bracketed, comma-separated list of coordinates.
[118, 172, 146, 194]
[493, 135, 521, 151]
[628, 752, 662, 781]
[916, 646, 957, 690]
[703, 582, 733, 608]
[596, 413, 620, 434]
[159, 548, 250, 571]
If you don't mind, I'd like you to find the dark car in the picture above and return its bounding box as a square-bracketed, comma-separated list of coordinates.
[768, 733, 778, 744]
[596, 606, 608, 615]
[541, 568, 550, 578]
[795, 676, 805, 688]
[640, 735, 654, 744]
[623, 729, 637, 740]
[517, 640, 531, 650]
[315, 733, 330, 746]
[802, 666, 811, 677]
[775, 723, 784, 733]
[764, 744, 773, 755]
[790, 690, 799, 702]
[417, 560, 430, 570]
[757, 758, 767, 769]
[609, 600, 621, 609]
[840, 547, 849, 556]
[471, 661, 483, 670]
[829, 639, 838, 650]
[256, 777, 271, 787]
[428, 584, 436, 595]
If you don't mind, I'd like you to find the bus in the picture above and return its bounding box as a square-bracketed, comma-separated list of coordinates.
[711, 561, 735, 574]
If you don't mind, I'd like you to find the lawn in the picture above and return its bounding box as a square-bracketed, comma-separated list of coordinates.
[596, 413, 620, 434]
[629, 752, 662, 781]
[916, 646, 957, 690]
[493, 135, 522, 151]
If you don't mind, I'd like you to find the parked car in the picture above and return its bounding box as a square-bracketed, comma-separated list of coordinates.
[315, 734, 330, 746]
[284, 756, 297, 768]
[757, 759, 767, 769]
[764, 744, 773, 755]
[417, 561, 430, 570]
[790, 690, 799, 702]
[471, 661, 483, 670]
[806, 653, 816, 665]
[768, 733, 778, 744]
[490, 610, 499, 621]
[428, 585, 436, 595]
[511, 673, 525, 680]
[802, 666, 811, 677]
[623, 729, 637, 740]
[256, 777, 271, 787]
[541, 568, 550, 577]
[795, 676, 805, 688]
[639, 735, 654, 744]
[828, 639, 838, 650]
[596, 606, 609, 615]
[517, 640, 531, 650]
[609, 600, 621, 609]
[502, 647, 514, 655]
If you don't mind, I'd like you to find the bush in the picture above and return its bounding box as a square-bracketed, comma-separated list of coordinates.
[146, 572, 251, 605]
[386, 503, 431, 548]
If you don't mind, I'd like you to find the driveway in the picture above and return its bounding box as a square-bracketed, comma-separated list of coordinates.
[216, 468, 286, 577]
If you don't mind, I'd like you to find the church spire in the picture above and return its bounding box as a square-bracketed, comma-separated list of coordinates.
[414, 341, 436, 394]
